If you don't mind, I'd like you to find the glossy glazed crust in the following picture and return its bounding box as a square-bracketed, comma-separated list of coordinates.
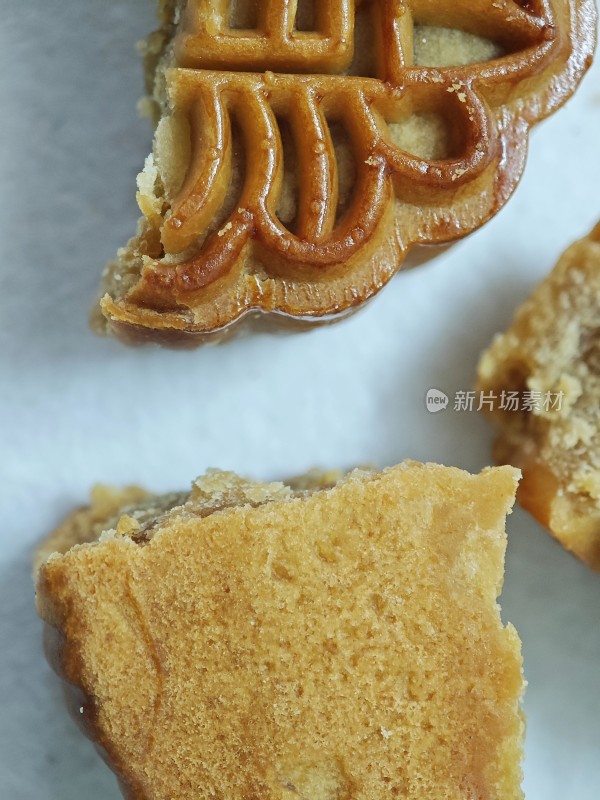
[477, 223, 600, 572]
[36, 464, 524, 800]
[95, 0, 596, 346]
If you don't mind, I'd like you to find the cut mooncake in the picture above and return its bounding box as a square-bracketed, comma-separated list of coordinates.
[477, 223, 600, 571]
[94, 0, 596, 344]
[36, 463, 524, 799]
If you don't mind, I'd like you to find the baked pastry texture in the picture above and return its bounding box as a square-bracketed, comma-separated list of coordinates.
[36, 463, 524, 800]
[94, 0, 596, 345]
[477, 223, 600, 572]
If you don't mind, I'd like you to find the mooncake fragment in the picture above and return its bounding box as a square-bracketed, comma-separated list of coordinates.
[36, 463, 524, 799]
[478, 223, 600, 571]
[94, 0, 596, 345]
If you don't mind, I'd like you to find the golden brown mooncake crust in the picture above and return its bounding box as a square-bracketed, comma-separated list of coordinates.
[477, 223, 600, 572]
[95, 0, 596, 346]
[36, 463, 524, 800]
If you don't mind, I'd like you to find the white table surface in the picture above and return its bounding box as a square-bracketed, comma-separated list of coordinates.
[1, 2, 599, 798]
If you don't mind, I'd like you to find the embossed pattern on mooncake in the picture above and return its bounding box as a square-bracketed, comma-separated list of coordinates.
[95, 0, 596, 345]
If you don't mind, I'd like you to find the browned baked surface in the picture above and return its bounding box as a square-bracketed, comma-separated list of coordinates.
[477, 223, 600, 572]
[94, 0, 596, 346]
[36, 463, 524, 799]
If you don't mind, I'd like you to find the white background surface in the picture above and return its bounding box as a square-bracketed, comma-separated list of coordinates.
[1, 2, 599, 798]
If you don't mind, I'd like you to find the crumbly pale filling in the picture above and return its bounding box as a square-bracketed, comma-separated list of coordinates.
[36, 463, 524, 800]
[413, 25, 503, 69]
[477, 225, 600, 570]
